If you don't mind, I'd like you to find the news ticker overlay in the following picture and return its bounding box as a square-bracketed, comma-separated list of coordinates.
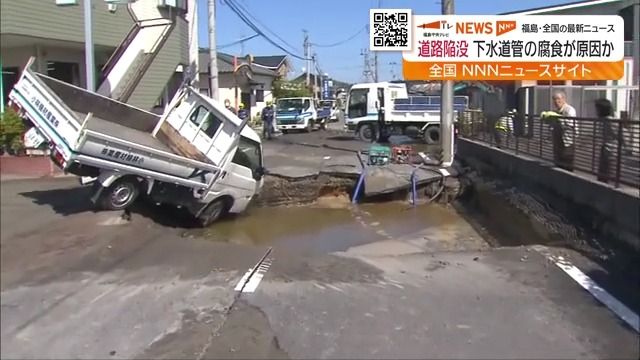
[369, 11, 624, 81]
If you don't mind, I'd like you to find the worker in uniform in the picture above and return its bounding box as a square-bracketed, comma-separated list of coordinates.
[261, 101, 275, 140]
[482, 87, 506, 148]
[237, 103, 249, 122]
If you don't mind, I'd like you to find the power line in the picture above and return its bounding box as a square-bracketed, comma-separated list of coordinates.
[218, 33, 259, 49]
[224, 0, 311, 60]
[310, 25, 368, 48]
[224, 0, 299, 52]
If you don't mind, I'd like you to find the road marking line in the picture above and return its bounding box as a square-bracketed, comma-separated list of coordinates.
[533, 246, 639, 333]
[233, 249, 273, 294]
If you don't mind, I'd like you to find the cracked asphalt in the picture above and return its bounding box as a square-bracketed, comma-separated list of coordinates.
[1, 154, 639, 358]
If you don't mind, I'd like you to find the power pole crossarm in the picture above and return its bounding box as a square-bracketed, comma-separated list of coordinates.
[208, 0, 219, 100]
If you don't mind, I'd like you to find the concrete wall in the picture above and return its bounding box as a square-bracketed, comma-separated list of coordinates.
[457, 138, 640, 251]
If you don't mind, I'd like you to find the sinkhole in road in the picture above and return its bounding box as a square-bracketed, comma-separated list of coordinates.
[194, 199, 488, 255]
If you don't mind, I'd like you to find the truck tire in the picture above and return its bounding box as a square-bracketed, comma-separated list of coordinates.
[305, 120, 313, 133]
[99, 178, 140, 211]
[197, 198, 227, 227]
[357, 124, 376, 142]
[281, 129, 289, 134]
[423, 125, 441, 145]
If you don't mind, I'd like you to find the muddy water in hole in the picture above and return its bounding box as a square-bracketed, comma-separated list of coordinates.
[198, 195, 485, 254]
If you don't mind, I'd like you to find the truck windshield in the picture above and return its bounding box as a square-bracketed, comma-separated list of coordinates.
[277, 99, 304, 111]
[232, 136, 262, 178]
[348, 89, 368, 119]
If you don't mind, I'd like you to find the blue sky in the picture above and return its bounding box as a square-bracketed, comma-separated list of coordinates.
[197, 0, 576, 83]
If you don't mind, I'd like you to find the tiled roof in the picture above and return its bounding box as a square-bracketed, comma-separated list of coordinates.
[198, 50, 277, 77]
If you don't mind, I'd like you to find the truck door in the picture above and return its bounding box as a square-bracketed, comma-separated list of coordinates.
[345, 88, 370, 126]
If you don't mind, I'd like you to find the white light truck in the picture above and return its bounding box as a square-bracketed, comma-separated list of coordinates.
[9, 58, 265, 226]
[275, 97, 331, 133]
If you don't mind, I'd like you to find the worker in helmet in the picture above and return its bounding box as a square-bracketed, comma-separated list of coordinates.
[261, 100, 275, 140]
[237, 103, 250, 122]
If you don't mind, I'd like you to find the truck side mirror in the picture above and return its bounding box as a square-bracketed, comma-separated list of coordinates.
[374, 101, 379, 110]
[254, 166, 266, 180]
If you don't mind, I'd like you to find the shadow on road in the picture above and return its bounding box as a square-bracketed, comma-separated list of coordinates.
[20, 186, 95, 216]
[19, 186, 202, 229]
[327, 135, 357, 142]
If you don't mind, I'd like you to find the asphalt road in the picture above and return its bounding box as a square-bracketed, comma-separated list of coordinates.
[1, 175, 639, 358]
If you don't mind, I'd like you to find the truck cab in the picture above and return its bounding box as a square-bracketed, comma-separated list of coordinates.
[275, 97, 330, 133]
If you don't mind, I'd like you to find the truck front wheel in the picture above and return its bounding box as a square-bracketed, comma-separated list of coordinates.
[305, 120, 313, 133]
[99, 178, 140, 211]
[357, 124, 376, 142]
[197, 198, 227, 227]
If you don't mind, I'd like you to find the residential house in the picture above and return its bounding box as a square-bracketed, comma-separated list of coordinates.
[199, 50, 282, 118]
[502, 0, 639, 118]
[1, 0, 196, 111]
[252, 55, 291, 78]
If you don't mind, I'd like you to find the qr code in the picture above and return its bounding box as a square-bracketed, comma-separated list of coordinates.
[370, 9, 412, 51]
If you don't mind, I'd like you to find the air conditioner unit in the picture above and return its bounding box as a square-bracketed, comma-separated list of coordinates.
[55, 0, 79, 5]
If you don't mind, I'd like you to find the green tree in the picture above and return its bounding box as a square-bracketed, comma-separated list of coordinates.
[0, 109, 26, 154]
[272, 77, 311, 99]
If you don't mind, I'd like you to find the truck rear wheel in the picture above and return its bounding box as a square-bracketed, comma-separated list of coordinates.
[357, 124, 376, 142]
[99, 178, 140, 211]
[197, 198, 227, 227]
[423, 125, 441, 145]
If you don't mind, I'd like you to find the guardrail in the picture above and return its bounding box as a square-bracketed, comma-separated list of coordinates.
[459, 110, 640, 188]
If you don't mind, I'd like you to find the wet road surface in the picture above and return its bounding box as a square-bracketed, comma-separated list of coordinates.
[1, 177, 638, 359]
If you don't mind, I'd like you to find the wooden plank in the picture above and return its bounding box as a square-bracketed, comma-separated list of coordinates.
[155, 122, 211, 164]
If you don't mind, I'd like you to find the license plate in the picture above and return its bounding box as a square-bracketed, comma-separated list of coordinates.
[80, 176, 97, 185]
[23, 127, 46, 148]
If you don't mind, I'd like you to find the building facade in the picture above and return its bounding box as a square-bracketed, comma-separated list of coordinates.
[1, 0, 194, 111]
[199, 51, 281, 118]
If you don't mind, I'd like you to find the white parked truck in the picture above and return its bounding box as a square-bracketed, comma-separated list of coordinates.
[275, 97, 331, 133]
[8, 58, 264, 227]
[344, 82, 469, 143]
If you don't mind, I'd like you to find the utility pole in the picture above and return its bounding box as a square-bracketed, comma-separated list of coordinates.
[84, 0, 95, 91]
[314, 54, 320, 99]
[361, 49, 373, 82]
[440, 0, 455, 166]
[208, 0, 219, 100]
[304, 30, 310, 87]
[373, 0, 381, 82]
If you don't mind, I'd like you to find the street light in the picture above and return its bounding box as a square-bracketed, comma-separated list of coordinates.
[55, 0, 136, 92]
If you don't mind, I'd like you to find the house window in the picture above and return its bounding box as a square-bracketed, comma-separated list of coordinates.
[255, 89, 264, 102]
[46, 61, 79, 86]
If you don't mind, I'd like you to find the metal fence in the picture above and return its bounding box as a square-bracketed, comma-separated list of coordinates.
[459, 109, 640, 188]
